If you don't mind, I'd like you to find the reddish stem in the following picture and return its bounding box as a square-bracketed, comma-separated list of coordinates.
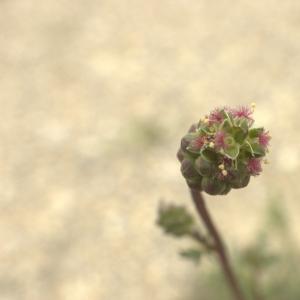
[190, 189, 245, 300]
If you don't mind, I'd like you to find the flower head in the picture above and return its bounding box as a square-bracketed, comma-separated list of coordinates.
[209, 108, 224, 124]
[178, 103, 270, 195]
[258, 130, 271, 148]
[189, 136, 205, 151]
[247, 158, 262, 176]
[232, 106, 253, 120]
[214, 131, 227, 149]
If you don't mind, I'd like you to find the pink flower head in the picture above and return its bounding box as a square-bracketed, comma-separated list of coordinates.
[214, 131, 227, 149]
[247, 158, 262, 176]
[190, 136, 205, 151]
[209, 108, 224, 124]
[232, 106, 253, 120]
[258, 130, 271, 148]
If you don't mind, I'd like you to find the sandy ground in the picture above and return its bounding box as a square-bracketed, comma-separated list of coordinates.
[0, 0, 300, 299]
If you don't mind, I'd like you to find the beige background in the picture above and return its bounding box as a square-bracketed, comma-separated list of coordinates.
[0, 0, 300, 299]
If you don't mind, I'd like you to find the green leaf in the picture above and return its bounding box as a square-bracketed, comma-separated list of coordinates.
[249, 127, 264, 138]
[157, 203, 195, 237]
[179, 248, 202, 264]
[224, 143, 240, 159]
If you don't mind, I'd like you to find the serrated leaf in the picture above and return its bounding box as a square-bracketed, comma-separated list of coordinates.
[157, 204, 195, 237]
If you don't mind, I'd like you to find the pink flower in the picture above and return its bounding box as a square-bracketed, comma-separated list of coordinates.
[209, 108, 224, 124]
[232, 106, 253, 120]
[258, 130, 271, 148]
[214, 131, 227, 149]
[247, 158, 262, 176]
[190, 136, 205, 150]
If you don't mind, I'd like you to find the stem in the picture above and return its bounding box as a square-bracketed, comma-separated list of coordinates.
[189, 230, 216, 251]
[250, 269, 264, 300]
[190, 189, 246, 300]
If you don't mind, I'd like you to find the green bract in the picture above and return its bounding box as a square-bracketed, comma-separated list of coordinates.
[177, 105, 271, 195]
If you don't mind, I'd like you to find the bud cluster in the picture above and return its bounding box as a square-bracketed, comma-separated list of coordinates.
[177, 104, 271, 195]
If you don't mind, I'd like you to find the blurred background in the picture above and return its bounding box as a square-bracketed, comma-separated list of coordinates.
[1, 0, 300, 299]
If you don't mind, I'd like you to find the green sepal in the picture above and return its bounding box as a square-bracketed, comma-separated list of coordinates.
[222, 109, 234, 127]
[223, 143, 240, 159]
[180, 133, 198, 152]
[177, 149, 184, 162]
[232, 126, 248, 144]
[188, 123, 198, 133]
[251, 143, 266, 157]
[186, 146, 201, 154]
[180, 158, 199, 179]
[221, 118, 232, 132]
[194, 157, 216, 177]
[186, 177, 203, 190]
[241, 141, 265, 157]
[249, 127, 264, 138]
[200, 148, 218, 162]
[201, 177, 228, 195]
[219, 184, 231, 195]
[230, 163, 251, 189]
[239, 119, 249, 132]
[241, 142, 254, 156]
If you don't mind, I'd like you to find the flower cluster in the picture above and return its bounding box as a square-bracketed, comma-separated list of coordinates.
[177, 104, 271, 195]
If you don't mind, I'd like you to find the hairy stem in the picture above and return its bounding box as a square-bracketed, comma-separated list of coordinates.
[190, 189, 245, 300]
